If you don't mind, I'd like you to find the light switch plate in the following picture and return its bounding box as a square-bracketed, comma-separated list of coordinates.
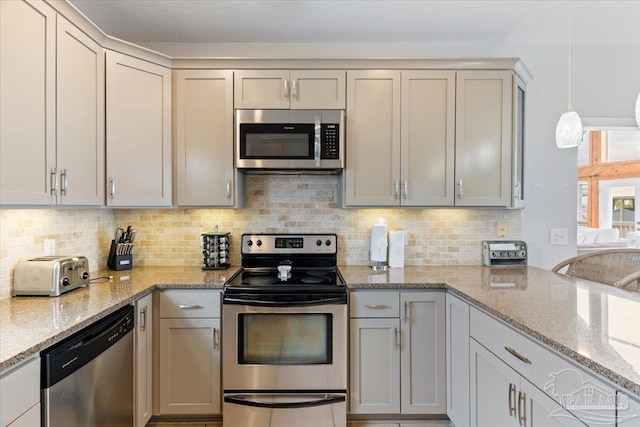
[550, 228, 569, 246]
[44, 239, 56, 256]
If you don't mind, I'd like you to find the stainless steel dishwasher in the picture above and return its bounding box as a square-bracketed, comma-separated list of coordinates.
[41, 305, 135, 427]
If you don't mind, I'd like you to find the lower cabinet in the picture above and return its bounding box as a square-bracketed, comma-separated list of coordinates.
[470, 339, 585, 427]
[349, 291, 445, 415]
[617, 392, 640, 426]
[135, 294, 153, 427]
[0, 356, 40, 427]
[446, 293, 470, 427]
[157, 290, 221, 415]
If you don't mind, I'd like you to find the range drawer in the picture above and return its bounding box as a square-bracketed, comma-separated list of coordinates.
[470, 307, 616, 423]
[158, 290, 221, 318]
[349, 291, 399, 318]
[0, 357, 39, 426]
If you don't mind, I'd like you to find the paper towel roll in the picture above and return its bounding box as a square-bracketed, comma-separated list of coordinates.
[389, 231, 405, 268]
[369, 220, 388, 263]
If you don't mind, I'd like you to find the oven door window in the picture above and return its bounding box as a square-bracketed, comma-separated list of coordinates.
[238, 313, 332, 365]
[240, 124, 313, 159]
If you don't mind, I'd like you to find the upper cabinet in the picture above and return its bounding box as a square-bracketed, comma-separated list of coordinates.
[0, 0, 104, 206]
[344, 69, 525, 208]
[234, 70, 346, 109]
[173, 69, 243, 207]
[454, 70, 513, 207]
[106, 51, 172, 207]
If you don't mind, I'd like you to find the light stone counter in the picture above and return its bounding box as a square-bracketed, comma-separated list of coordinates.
[1, 264, 639, 399]
[340, 264, 640, 397]
[0, 266, 238, 373]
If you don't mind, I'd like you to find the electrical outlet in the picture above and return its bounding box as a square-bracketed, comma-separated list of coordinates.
[550, 228, 569, 246]
[44, 239, 56, 256]
[497, 222, 507, 237]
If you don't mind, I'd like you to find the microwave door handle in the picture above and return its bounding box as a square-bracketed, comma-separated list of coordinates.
[314, 116, 321, 167]
[224, 394, 346, 409]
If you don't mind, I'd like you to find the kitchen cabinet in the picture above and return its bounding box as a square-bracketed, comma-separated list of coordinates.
[55, 15, 105, 206]
[470, 307, 615, 427]
[157, 290, 221, 415]
[106, 51, 172, 207]
[617, 392, 640, 425]
[455, 70, 513, 207]
[234, 70, 345, 109]
[173, 69, 243, 207]
[0, 356, 40, 427]
[349, 291, 445, 415]
[0, 1, 104, 207]
[446, 293, 470, 427]
[470, 339, 585, 427]
[135, 294, 153, 427]
[344, 69, 524, 208]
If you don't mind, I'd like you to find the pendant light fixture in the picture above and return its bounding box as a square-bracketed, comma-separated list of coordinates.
[556, 1, 583, 148]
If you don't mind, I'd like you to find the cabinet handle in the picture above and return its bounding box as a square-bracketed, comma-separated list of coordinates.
[314, 116, 321, 167]
[518, 391, 527, 426]
[457, 179, 463, 199]
[283, 79, 289, 100]
[394, 180, 400, 199]
[60, 169, 68, 196]
[403, 301, 409, 322]
[178, 304, 204, 310]
[140, 306, 147, 332]
[292, 79, 298, 100]
[364, 304, 389, 309]
[226, 180, 232, 199]
[109, 177, 116, 199]
[403, 180, 408, 199]
[50, 168, 57, 196]
[505, 346, 532, 365]
[394, 327, 401, 348]
[515, 182, 522, 199]
[213, 327, 220, 351]
[508, 383, 516, 417]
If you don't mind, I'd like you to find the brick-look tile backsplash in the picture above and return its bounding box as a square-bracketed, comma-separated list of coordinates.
[0, 175, 521, 298]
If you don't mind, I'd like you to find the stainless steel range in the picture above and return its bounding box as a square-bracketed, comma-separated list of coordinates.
[222, 233, 347, 427]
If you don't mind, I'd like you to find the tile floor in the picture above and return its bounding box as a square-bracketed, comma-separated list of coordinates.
[148, 422, 452, 427]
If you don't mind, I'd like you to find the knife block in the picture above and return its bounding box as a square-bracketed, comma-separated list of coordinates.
[107, 240, 133, 271]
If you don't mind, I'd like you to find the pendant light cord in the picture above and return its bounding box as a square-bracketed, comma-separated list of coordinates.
[567, 0, 573, 109]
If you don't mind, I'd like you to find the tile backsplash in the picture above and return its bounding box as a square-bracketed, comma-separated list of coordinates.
[0, 175, 521, 298]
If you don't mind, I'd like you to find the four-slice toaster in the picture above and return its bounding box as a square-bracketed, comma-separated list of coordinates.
[13, 256, 90, 297]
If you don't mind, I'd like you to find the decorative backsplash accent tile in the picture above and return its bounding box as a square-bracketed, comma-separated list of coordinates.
[0, 175, 521, 298]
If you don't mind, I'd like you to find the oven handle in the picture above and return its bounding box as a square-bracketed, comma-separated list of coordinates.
[224, 394, 345, 409]
[223, 296, 346, 307]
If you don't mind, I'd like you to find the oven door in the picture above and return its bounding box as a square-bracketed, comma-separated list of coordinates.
[222, 299, 347, 391]
[223, 393, 346, 427]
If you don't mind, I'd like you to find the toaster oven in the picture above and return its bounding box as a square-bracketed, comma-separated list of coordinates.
[13, 256, 90, 296]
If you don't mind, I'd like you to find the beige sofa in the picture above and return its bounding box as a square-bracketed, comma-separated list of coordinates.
[577, 226, 631, 254]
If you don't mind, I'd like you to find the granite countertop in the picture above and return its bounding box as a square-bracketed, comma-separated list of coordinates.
[0, 266, 238, 373]
[1, 264, 639, 399]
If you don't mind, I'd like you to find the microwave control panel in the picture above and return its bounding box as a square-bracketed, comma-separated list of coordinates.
[321, 124, 339, 159]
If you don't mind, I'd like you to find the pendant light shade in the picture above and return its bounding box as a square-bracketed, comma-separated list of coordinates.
[556, 105, 583, 148]
[555, 1, 583, 148]
[635, 92, 640, 128]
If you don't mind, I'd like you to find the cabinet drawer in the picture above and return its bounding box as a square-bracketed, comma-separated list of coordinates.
[350, 291, 399, 318]
[470, 307, 616, 423]
[0, 357, 40, 426]
[158, 290, 221, 318]
[7, 403, 40, 427]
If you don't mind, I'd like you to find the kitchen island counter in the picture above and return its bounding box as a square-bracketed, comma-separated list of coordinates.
[0, 266, 237, 372]
[341, 264, 640, 397]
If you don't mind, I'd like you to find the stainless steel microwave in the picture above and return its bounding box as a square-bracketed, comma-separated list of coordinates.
[235, 110, 345, 173]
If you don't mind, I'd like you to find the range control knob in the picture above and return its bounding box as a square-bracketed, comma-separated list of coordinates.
[61, 278, 71, 287]
[325, 239, 332, 246]
[247, 240, 253, 247]
[316, 239, 322, 246]
[256, 240, 262, 247]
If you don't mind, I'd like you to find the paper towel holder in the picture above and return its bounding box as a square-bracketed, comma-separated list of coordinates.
[370, 259, 388, 272]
